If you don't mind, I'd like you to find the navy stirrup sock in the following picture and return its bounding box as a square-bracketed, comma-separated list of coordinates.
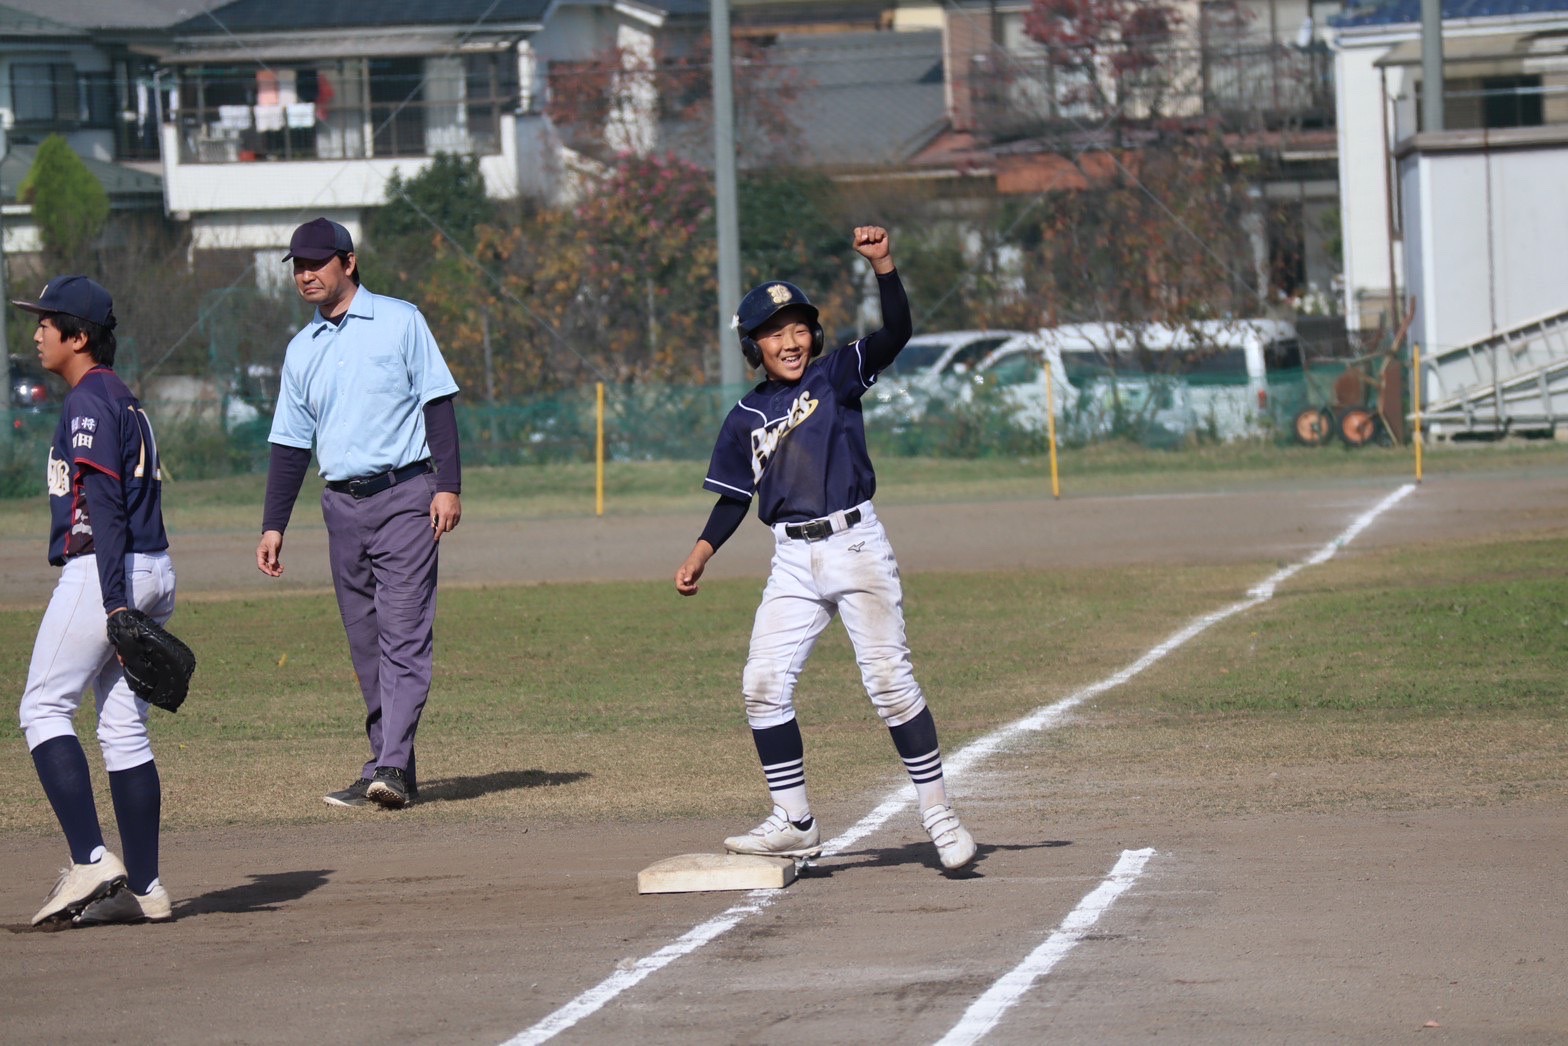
[31, 735, 105, 865]
[109, 760, 162, 894]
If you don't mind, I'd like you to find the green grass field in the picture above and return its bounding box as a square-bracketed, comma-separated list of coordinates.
[1, 509, 1562, 834]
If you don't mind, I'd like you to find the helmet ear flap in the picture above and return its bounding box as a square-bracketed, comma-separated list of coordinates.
[741, 335, 762, 368]
[810, 323, 825, 358]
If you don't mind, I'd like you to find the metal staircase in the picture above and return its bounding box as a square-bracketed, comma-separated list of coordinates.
[1420, 306, 1568, 438]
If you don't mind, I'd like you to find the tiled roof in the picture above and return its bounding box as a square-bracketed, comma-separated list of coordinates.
[0, 4, 85, 35]
[770, 30, 947, 170]
[0, 142, 162, 203]
[171, 0, 550, 33]
[0, 1, 229, 31]
[1332, 0, 1568, 28]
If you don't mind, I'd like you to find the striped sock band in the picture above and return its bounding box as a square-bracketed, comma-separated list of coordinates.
[889, 707, 949, 810]
[762, 757, 806, 792]
[751, 719, 810, 822]
[901, 749, 945, 785]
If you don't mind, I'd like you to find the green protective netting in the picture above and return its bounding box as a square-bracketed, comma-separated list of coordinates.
[0, 370, 1340, 497]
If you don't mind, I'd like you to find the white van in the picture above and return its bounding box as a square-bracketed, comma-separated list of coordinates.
[1036, 319, 1303, 441]
[968, 340, 1078, 435]
[865, 329, 1035, 428]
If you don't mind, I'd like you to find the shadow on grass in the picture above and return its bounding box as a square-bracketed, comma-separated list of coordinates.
[418, 769, 590, 804]
[175, 868, 333, 918]
[806, 838, 1072, 880]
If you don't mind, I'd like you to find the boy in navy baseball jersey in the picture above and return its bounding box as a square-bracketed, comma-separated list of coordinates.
[674, 226, 977, 872]
[14, 276, 178, 925]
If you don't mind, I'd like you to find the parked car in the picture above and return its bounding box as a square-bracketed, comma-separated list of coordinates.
[8, 354, 60, 435]
[867, 329, 1033, 427]
[967, 341, 1077, 435]
[1037, 320, 1304, 442]
[10, 354, 54, 414]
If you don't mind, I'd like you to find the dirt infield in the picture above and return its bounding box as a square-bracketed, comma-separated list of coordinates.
[3, 468, 1566, 1044]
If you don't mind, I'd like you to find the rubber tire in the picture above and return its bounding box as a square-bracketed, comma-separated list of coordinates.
[1338, 407, 1377, 448]
[1293, 407, 1334, 447]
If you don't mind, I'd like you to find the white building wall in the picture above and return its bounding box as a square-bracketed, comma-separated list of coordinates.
[1399, 133, 1568, 357]
[1332, 32, 1404, 332]
[1333, 12, 1568, 336]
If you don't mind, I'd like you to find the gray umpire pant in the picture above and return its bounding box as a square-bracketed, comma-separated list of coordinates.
[322, 471, 440, 780]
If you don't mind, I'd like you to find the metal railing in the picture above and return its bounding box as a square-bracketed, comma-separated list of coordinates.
[966, 36, 1334, 140]
[171, 67, 517, 164]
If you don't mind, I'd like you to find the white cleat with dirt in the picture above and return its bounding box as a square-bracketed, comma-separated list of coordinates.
[723, 805, 823, 859]
[922, 804, 977, 871]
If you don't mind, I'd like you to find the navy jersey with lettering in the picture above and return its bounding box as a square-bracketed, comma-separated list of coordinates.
[47, 366, 168, 565]
[703, 270, 910, 525]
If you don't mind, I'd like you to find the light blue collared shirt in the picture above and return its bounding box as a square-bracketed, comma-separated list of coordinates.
[269, 285, 459, 482]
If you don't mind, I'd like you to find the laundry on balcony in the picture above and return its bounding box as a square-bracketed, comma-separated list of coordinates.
[253, 105, 285, 132]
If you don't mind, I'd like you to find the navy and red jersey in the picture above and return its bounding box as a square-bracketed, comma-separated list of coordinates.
[46, 366, 168, 566]
[703, 270, 910, 526]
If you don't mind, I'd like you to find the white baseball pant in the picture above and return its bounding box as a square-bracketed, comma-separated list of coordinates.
[743, 501, 927, 730]
[19, 552, 177, 771]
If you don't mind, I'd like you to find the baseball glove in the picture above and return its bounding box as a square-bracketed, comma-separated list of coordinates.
[106, 609, 197, 713]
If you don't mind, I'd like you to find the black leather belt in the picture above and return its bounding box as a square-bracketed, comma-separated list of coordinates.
[784, 508, 861, 541]
[326, 459, 433, 500]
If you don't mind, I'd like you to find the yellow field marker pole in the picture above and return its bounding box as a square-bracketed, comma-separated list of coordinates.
[595, 382, 605, 516]
[1045, 362, 1060, 499]
[1411, 342, 1423, 484]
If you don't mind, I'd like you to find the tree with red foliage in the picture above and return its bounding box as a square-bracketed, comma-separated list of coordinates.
[997, 1, 1265, 342]
[1022, 0, 1184, 123]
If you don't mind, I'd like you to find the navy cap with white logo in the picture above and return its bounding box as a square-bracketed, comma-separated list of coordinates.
[11, 274, 117, 329]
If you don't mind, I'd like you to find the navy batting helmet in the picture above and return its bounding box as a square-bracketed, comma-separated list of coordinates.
[733, 281, 824, 368]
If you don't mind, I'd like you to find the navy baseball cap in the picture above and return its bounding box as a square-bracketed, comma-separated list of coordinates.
[282, 217, 354, 262]
[11, 274, 117, 329]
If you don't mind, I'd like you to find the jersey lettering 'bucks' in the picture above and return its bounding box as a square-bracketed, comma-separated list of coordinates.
[748, 389, 820, 484]
[704, 339, 882, 526]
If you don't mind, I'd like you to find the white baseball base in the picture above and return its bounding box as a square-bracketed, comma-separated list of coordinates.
[637, 852, 797, 894]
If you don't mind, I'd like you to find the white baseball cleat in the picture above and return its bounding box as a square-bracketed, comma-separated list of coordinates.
[31, 852, 128, 925]
[922, 804, 977, 871]
[724, 805, 823, 859]
[74, 882, 173, 926]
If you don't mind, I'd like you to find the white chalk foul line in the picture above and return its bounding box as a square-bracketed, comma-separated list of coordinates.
[504, 482, 1415, 1045]
[933, 847, 1158, 1046]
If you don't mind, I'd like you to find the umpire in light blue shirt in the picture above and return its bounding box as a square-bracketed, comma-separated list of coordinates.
[257, 217, 462, 811]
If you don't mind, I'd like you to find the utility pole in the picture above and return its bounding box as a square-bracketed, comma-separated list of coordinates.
[711, 0, 743, 388]
[0, 123, 9, 437]
[1420, 0, 1445, 131]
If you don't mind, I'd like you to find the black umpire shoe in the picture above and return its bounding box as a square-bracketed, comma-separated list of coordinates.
[366, 766, 414, 809]
[323, 777, 373, 808]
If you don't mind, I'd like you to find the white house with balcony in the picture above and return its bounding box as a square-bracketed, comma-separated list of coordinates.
[0, 4, 172, 254]
[137, 0, 744, 278]
[145, 0, 552, 275]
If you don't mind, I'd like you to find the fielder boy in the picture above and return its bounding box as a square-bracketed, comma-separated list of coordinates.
[674, 227, 977, 872]
[15, 276, 178, 925]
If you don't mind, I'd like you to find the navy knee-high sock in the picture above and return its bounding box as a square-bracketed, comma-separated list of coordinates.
[108, 760, 161, 894]
[750, 719, 811, 825]
[31, 735, 105, 865]
[888, 707, 949, 811]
